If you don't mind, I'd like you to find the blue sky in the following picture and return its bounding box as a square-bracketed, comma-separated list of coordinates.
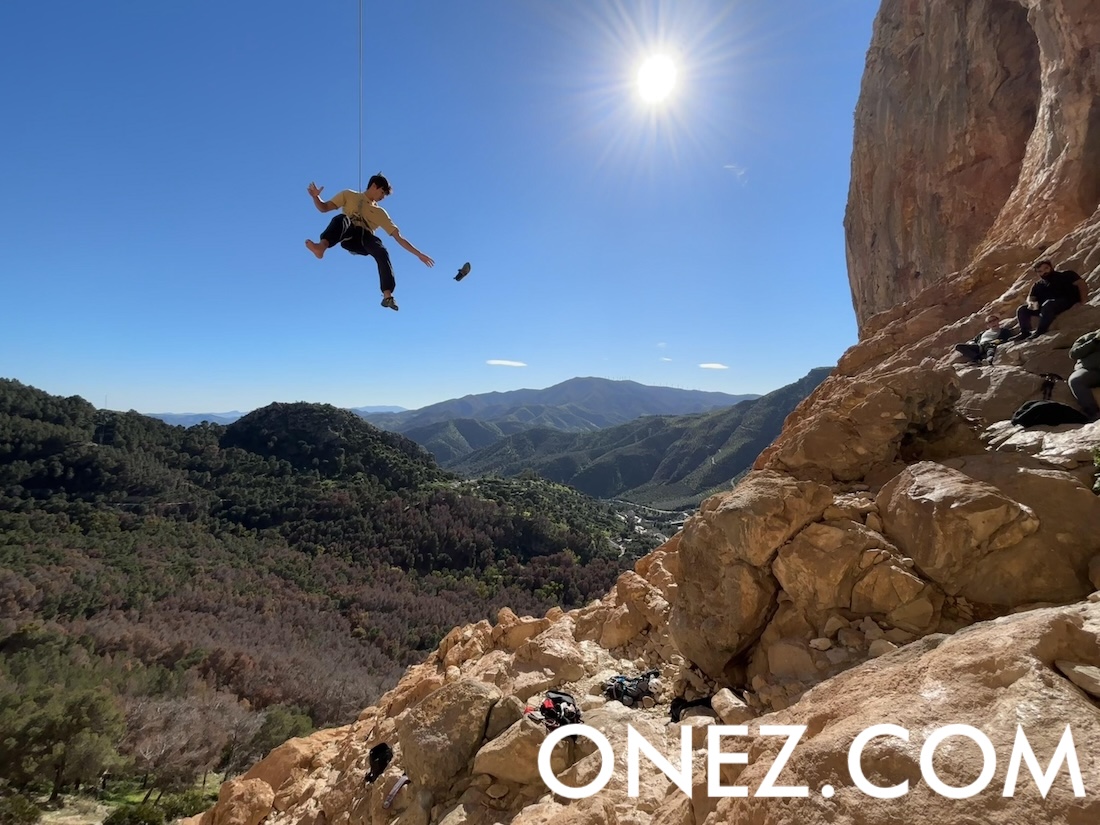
[1, 0, 877, 413]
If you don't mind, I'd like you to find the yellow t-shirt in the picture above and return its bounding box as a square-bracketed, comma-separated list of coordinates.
[331, 190, 398, 236]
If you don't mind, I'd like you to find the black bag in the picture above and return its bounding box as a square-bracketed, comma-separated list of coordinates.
[365, 742, 393, 784]
[1010, 399, 1090, 427]
[669, 696, 713, 723]
[603, 669, 659, 706]
[539, 690, 581, 730]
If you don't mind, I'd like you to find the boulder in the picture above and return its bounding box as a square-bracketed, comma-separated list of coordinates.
[473, 715, 571, 786]
[211, 779, 275, 825]
[396, 679, 501, 793]
[756, 366, 965, 483]
[877, 461, 1047, 602]
[669, 471, 833, 679]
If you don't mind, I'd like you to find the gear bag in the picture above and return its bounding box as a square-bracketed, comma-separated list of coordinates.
[602, 669, 659, 706]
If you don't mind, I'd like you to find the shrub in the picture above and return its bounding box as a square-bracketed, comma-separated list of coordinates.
[103, 803, 165, 825]
[159, 790, 212, 821]
[0, 795, 41, 825]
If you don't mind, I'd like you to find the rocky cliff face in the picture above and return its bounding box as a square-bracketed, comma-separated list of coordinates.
[845, 0, 1100, 331]
[186, 1, 1100, 824]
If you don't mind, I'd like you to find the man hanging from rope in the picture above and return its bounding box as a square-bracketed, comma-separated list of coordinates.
[305, 173, 434, 311]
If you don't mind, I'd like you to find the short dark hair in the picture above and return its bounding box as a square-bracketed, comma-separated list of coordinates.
[368, 173, 392, 195]
[1034, 260, 1054, 270]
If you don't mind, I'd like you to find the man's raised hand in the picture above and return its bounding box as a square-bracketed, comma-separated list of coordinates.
[308, 182, 324, 199]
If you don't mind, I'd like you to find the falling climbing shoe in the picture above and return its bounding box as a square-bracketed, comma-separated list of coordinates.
[454, 262, 471, 282]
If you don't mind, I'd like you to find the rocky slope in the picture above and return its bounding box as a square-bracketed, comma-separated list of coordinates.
[185, 0, 1100, 823]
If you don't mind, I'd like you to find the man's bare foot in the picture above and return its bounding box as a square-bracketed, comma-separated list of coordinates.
[305, 239, 326, 259]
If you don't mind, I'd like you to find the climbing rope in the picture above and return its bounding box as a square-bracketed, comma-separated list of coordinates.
[358, 0, 363, 190]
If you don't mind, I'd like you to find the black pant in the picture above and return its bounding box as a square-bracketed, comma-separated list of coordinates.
[1069, 367, 1100, 419]
[1016, 297, 1075, 335]
[321, 215, 396, 293]
[954, 343, 987, 363]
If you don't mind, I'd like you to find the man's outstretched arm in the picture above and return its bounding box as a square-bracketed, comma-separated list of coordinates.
[308, 182, 338, 213]
[392, 229, 434, 267]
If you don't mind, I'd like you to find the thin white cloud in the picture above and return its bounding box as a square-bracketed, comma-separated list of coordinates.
[486, 359, 527, 367]
[660, 357, 673, 362]
[656, 342, 668, 348]
[699, 363, 729, 370]
[723, 164, 747, 185]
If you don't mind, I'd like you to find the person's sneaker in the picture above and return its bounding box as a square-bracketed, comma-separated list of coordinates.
[381, 296, 399, 311]
[1011, 330, 1032, 342]
[455, 262, 471, 281]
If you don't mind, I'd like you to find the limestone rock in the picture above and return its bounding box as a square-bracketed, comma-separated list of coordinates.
[1054, 661, 1100, 700]
[441, 620, 493, 669]
[396, 679, 501, 793]
[858, 617, 884, 641]
[492, 608, 552, 652]
[984, 420, 1100, 490]
[877, 461, 1052, 603]
[239, 734, 334, 798]
[486, 695, 526, 741]
[679, 713, 717, 749]
[710, 688, 756, 725]
[615, 570, 671, 628]
[635, 543, 681, 602]
[669, 471, 832, 678]
[851, 561, 941, 633]
[843, 0, 1096, 330]
[765, 640, 817, 683]
[755, 366, 965, 483]
[658, 602, 1100, 824]
[211, 779, 275, 825]
[472, 716, 567, 786]
[937, 453, 1100, 604]
[823, 615, 850, 637]
[598, 603, 648, 650]
[515, 620, 588, 682]
[836, 628, 864, 649]
[868, 639, 898, 658]
[773, 521, 887, 615]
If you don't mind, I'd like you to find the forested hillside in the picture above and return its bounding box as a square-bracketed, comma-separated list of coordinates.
[449, 367, 832, 508]
[0, 379, 650, 803]
[362, 377, 757, 438]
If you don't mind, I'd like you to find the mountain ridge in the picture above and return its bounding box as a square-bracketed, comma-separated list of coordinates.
[447, 367, 832, 509]
[360, 376, 759, 434]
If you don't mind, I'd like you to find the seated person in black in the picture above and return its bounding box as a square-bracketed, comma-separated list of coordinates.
[953, 314, 1013, 363]
[1014, 260, 1088, 340]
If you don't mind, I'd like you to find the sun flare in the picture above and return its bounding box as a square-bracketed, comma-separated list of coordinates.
[637, 55, 677, 103]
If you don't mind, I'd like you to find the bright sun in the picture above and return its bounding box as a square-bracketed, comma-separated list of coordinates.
[637, 55, 677, 103]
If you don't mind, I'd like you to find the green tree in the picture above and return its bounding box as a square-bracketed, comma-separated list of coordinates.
[40, 688, 125, 802]
[246, 706, 313, 764]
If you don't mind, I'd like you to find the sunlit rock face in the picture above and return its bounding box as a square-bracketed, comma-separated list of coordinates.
[845, 0, 1100, 332]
